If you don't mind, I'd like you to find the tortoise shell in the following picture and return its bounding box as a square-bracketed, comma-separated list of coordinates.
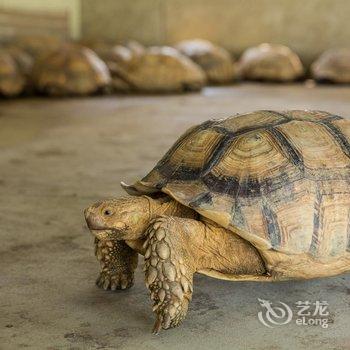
[175, 39, 236, 84]
[125, 40, 145, 56]
[0, 50, 26, 97]
[15, 35, 64, 59]
[239, 44, 304, 82]
[32, 44, 111, 96]
[111, 46, 206, 93]
[89, 44, 136, 92]
[4, 46, 33, 78]
[125, 110, 350, 279]
[311, 48, 350, 83]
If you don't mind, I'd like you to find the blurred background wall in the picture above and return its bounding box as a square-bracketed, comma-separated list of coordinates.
[0, 0, 80, 39]
[1, 0, 350, 64]
[81, 0, 350, 64]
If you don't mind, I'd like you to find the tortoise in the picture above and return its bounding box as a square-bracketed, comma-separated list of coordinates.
[4, 46, 33, 77]
[15, 35, 65, 59]
[0, 49, 26, 97]
[103, 46, 206, 93]
[101, 45, 133, 92]
[311, 48, 350, 83]
[84, 110, 350, 333]
[125, 40, 145, 56]
[3, 46, 34, 92]
[88, 43, 136, 92]
[84, 39, 145, 58]
[175, 39, 237, 84]
[32, 44, 111, 96]
[239, 43, 304, 82]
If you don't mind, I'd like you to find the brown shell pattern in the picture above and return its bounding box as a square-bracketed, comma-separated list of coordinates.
[135, 110, 350, 259]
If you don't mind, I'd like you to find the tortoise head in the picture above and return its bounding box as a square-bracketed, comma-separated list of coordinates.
[84, 196, 151, 241]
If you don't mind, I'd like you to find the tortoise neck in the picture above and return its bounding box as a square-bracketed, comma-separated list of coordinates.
[145, 196, 197, 220]
[125, 196, 197, 252]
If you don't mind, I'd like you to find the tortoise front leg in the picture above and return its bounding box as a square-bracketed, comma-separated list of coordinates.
[95, 238, 138, 290]
[143, 216, 199, 333]
[143, 215, 266, 333]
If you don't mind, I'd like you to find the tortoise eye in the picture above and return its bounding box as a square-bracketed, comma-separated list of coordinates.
[103, 209, 113, 217]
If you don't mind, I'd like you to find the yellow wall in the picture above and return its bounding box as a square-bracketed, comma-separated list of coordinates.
[0, 0, 81, 38]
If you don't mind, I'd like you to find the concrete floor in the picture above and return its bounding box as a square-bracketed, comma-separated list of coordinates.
[0, 84, 349, 350]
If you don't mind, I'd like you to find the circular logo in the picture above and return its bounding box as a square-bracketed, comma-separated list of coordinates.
[258, 298, 293, 328]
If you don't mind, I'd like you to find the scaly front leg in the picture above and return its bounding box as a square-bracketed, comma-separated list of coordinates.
[95, 238, 138, 290]
[143, 216, 197, 333]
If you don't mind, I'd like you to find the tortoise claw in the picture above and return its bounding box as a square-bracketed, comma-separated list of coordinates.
[96, 272, 134, 291]
[152, 317, 162, 335]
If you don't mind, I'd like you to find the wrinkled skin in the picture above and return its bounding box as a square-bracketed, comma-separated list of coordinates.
[84, 195, 265, 333]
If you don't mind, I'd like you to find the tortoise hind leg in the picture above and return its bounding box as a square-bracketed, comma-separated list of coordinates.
[143, 216, 203, 333]
[95, 238, 138, 290]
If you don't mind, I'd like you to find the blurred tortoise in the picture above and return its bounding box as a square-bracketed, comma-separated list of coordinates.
[85, 39, 144, 58]
[3, 46, 34, 92]
[32, 44, 111, 96]
[175, 39, 236, 84]
[125, 40, 145, 56]
[239, 43, 304, 82]
[4, 46, 33, 77]
[15, 35, 65, 59]
[84, 110, 350, 333]
[0, 49, 27, 97]
[311, 48, 350, 83]
[99, 46, 206, 93]
[87, 42, 137, 92]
